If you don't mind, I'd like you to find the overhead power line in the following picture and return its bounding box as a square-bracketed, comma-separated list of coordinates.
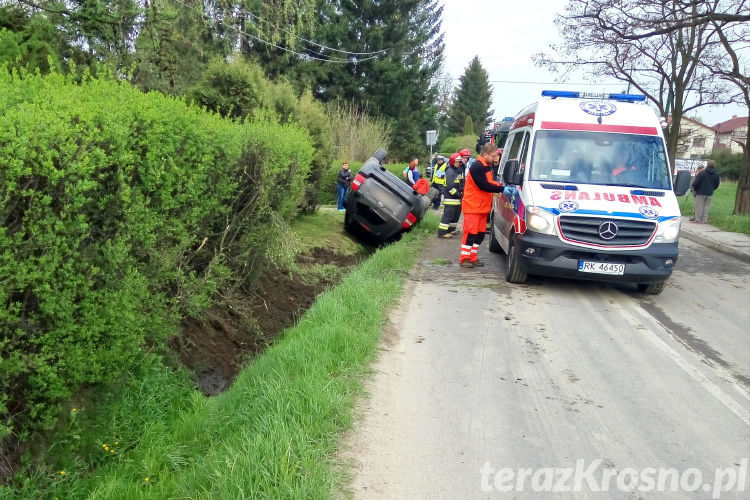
[170, 0, 385, 64]
[245, 11, 389, 57]
[440, 77, 625, 86]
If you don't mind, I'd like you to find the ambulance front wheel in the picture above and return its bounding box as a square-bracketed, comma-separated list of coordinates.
[637, 281, 666, 295]
[506, 233, 528, 284]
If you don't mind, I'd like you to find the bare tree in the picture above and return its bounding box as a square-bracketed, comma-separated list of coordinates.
[573, 0, 749, 213]
[533, 0, 740, 168]
[702, 11, 749, 214]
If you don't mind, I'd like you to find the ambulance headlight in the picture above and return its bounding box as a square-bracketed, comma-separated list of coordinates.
[653, 218, 680, 243]
[526, 206, 556, 235]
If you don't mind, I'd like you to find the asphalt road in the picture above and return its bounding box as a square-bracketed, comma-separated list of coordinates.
[344, 235, 750, 499]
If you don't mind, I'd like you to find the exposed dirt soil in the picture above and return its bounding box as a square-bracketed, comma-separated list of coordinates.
[170, 246, 367, 395]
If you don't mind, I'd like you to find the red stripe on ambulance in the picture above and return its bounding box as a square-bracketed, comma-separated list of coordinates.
[540, 121, 658, 135]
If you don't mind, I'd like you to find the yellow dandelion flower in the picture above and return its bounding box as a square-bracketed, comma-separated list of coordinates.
[60, 471, 65, 475]
[104, 446, 109, 451]
[102, 444, 107, 448]
[145, 477, 150, 482]
[110, 450, 114, 454]
[72, 408, 77, 412]
[114, 441, 119, 445]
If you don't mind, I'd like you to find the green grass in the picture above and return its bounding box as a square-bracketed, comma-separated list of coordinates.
[289, 210, 367, 257]
[678, 181, 750, 235]
[3, 213, 439, 499]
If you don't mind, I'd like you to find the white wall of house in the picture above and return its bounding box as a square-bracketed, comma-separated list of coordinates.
[715, 124, 748, 155]
[676, 118, 716, 159]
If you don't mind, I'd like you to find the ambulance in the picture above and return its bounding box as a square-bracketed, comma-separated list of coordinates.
[489, 90, 692, 294]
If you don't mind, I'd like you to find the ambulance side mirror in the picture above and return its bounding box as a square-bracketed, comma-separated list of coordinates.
[673, 170, 691, 196]
[502, 159, 523, 186]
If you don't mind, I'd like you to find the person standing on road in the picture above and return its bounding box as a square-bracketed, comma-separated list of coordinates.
[337, 161, 353, 211]
[459, 143, 503, 267]
[406, 159, 420, 187]
[437, 153, 464, 238]
[459, 148, 473, 176]
[430, 156, 447, 209]
[691, 160, 720, 223]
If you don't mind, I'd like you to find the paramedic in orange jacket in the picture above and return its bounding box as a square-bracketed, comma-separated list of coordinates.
[460, 143, 503, 268]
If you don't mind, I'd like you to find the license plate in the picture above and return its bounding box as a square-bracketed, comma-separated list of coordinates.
[578, 261, 625, 275]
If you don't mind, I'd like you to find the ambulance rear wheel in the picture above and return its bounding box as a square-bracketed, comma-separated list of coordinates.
[637, 281, 665, 295]
[505, 234, 528, 284]
[489, 214, 503, 254]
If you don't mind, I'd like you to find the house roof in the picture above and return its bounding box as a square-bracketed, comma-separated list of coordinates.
[681, 116, 716, 132]
[713, 116, 748, 133]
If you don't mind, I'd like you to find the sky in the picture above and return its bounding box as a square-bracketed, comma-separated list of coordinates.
[440, 0, 746, 128]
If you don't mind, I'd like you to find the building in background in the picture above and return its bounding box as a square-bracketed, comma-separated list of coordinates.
[675, 116, 716, 160]
[713, 115, 748, 155]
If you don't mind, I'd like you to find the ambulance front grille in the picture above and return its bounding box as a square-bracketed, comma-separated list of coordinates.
[558, 216, 657, 246]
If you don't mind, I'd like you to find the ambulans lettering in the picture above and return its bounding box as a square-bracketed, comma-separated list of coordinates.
[550, 191, 663, 207]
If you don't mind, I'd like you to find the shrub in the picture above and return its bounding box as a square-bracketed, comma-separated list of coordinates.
[0, 71, 314, 443]
[326, 100, 392, 163]
[440, 134, 477, 155]
[709, 150, 743, 180]
[190, 60, 333, 212]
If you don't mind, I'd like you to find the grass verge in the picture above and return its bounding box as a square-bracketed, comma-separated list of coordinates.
[677, 181, 750, 235]
[3, 213, 439, 499]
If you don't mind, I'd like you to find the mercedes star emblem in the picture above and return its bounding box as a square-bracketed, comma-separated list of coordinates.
[598, 221, 618, 240]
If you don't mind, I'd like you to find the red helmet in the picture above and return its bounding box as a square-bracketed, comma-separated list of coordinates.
[459, 148, 471, 157]
[449, 152, 460, 166]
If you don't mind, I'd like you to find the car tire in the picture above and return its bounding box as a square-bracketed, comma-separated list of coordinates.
[637, 281, 666, 295]
[489, 213, 503, 254]
[505, 233, 528, 284]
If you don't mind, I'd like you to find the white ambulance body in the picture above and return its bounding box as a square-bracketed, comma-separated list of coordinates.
[490, 91, 691, 294]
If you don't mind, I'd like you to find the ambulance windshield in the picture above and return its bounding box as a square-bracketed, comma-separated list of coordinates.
[529, 131, 672, 190]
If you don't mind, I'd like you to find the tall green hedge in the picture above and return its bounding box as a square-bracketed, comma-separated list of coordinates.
[0, 71, 314, 441]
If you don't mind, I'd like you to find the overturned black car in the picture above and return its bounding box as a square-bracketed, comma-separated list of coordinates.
[344, 149, 437, 243]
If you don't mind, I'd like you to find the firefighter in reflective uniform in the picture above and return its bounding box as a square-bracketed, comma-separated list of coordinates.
[430, 156, 447, 210]
[437, 153, 464, 238]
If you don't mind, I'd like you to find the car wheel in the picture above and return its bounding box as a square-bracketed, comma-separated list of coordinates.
[505, 233, 528, 284]
[637, 281, 666, 295]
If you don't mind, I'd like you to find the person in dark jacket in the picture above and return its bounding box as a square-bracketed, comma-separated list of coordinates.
[691, 160, 720, 223]
[337, 161, 353, 211]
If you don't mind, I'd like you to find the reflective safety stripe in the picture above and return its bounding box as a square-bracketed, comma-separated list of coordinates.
[444, 199, 461, 205]
[461, 244, 471, 257]
[449, 188, 458, 195]
[471, 244, 479, 255]
[438, 223, 450, 229]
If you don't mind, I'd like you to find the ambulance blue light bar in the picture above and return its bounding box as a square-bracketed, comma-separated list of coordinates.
[541, 90, 646, 102]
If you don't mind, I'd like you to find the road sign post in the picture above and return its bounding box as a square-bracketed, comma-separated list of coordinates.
[426, 130, 437, 157]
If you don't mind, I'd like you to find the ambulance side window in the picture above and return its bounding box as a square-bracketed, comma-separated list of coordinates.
[517, 132, 530, 176]
[505, 131, 530, 179]
[506, 132, 522, 159]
